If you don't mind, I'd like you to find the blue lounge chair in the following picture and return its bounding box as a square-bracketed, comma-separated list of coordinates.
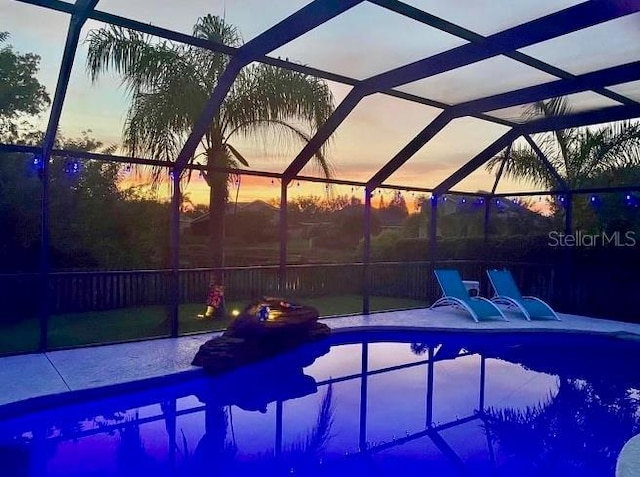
[431, 269, 508, 322]
[487, 269, 561, 321]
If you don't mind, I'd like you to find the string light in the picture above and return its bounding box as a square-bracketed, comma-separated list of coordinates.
[625, 193, 638, 208]
[63, 158, 80, 175]
[31, 154, 43, 173]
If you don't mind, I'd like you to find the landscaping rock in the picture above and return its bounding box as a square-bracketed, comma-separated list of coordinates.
[192, 298, 330, 374]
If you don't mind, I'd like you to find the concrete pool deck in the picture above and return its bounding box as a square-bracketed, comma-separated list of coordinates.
[1, 307, 640, 412]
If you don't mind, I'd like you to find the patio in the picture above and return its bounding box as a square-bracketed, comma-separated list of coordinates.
[2, 308, 640, 414]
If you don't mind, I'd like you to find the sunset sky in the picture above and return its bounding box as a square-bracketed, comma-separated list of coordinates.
[2, 0, 638, 206]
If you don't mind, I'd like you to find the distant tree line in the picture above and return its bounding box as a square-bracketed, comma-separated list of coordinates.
[1, 32, 171, 271]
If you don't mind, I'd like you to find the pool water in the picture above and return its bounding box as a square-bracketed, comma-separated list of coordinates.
[1, 331, 639, 477]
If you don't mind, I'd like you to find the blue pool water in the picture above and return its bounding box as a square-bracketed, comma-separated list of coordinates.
[1, 330, 639, 477]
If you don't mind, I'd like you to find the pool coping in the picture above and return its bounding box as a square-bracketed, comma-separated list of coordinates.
[1, 308, 640, 419]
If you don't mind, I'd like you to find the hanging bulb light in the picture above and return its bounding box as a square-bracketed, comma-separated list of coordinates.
[63, 158, 81, 175]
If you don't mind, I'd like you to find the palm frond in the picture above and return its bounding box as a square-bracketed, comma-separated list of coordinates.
[581, 121, 640, 179]
[487, 146, 562, 190]
[226, 119, 335, 179]
[193, 14, 243, 46]
[529, 97, 577, 175]
[225, 143, 250, 167]
[305, 383, 334, 455]
[486, 97, 640, 191]
[86, 26, 182, 92]
[222, 63, 334, 172]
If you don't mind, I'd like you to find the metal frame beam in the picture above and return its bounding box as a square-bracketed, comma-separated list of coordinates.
[454, 61, 640, 117]
[370, 0, 637, 107]
[14, 0, 514, 131]
[169, 172, 181, 337]
[173, 0, 364, 173]
[281, 0, 640, 182]
[430, 100, 640, 197]
[367, 111, 454, 189]
[173, 59, 244, 172]
[239, 0, 364, 60]
[522, 104, 640, 134]
[363, 1, 640, 92]
[523, 136, 568, 190]
[490, 144, 511, 195]
[282, 87, 366, 180]
[432, 130, 519, 196]
[37, 0, 99, 352]
[362, 188, 372, 315]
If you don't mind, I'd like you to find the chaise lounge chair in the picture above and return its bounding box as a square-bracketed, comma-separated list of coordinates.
[431, 269, 508, 322]
[487, 269, 561, 321]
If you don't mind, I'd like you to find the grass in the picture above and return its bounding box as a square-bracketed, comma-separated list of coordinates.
[0, 295, 427, 356]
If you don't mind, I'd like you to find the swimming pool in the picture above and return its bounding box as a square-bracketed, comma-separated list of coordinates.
[1, 330, 639, 476]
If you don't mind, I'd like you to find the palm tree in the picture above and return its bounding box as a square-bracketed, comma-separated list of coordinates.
[484, 377, 640, 475]
[86, 15, 335, 268]
[486, 97, 640, 194]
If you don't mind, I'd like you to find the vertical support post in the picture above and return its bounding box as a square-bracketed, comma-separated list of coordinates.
[169, 171, 181, 337]
[362, 187, 372, 315]
[429, 195, 438, 263]
[564, 193, 572, 235]
[426, 345, 434, 427]
[484, 196, 491, 244]
[38, 153, 50, 350]
[275, 400, 283, 457]
[279, 180, 288, 293]
[37, 6, 96, 351]
[359, 341, 369, 451]
[166, 399, 178, 471]
[561, 193, 573, 312]
[479, 356, 486, 412]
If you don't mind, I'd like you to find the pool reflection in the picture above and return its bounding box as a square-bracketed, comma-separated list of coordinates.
[1, 332, 639, 477]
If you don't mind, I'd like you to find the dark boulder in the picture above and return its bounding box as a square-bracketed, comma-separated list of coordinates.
[192, 298, 331, 374]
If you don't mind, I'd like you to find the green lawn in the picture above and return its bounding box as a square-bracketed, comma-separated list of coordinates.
[0, 295, 427, 356]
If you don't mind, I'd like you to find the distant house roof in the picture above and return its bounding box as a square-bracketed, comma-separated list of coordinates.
[191, 200, 279, 225]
